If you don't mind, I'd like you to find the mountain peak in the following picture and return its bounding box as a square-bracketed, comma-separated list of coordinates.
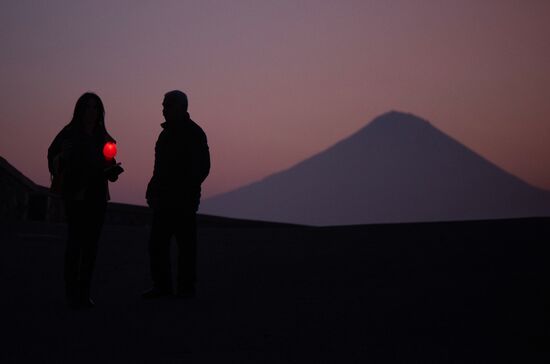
[344, 110, 434, 146]
[369, 110, 431, 128]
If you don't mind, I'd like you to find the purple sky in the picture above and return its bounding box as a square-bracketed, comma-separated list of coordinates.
[1, 0, 549, 206]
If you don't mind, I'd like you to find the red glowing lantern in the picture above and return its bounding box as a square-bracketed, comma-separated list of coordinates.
[103, 142, 117, 160]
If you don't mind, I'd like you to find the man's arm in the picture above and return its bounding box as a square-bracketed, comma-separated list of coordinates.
[146, 135, 163, 208]
[191, 132, 210, 185]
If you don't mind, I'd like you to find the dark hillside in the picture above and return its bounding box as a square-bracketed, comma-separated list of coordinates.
[1, 218, 548, 362]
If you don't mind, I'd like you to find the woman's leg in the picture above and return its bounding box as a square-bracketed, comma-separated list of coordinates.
[64, 200, 85, 306]
[79, 201, 107, 303]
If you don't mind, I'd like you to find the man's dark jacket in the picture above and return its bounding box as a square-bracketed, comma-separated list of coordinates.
[146, 116, 210, 212]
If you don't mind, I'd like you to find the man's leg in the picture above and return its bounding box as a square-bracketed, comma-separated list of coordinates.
[175, 212, 197, 296]
[147, 209, 174, 294]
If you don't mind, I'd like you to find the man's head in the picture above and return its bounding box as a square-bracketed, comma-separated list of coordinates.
[162, 90, 188, 123]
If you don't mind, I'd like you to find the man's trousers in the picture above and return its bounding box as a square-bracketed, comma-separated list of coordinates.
[148, 209, 197, 293]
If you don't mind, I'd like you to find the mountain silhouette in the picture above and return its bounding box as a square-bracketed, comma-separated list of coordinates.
[201, 111, 550, 225]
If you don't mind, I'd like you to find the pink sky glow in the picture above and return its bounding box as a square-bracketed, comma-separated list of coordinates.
[1, 0, 549, 206]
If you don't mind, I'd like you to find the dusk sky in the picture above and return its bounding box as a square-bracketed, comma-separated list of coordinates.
[1, 0, 549, 206]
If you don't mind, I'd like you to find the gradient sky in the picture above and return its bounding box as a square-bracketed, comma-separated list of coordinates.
[1, 0, 549, 206]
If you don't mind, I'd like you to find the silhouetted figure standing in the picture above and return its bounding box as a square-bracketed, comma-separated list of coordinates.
[143, 90, 210, 299]
[48, 93, 123, 309]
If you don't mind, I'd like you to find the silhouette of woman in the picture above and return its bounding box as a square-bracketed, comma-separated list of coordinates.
[48, 92, 123, 308]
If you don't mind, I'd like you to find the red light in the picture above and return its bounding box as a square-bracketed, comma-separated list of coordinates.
[103, 142, 117, 160]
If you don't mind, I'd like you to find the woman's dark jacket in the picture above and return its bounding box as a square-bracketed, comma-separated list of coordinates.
[48, 125, 115, 201]
[146, 117, 210, 212]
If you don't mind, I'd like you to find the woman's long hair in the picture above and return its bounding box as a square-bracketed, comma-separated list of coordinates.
[48, 92, 114, 176]
[68, 92, 113, 142]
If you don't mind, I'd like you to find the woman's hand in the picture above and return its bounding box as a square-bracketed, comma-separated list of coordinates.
[104, 163, 124, 182]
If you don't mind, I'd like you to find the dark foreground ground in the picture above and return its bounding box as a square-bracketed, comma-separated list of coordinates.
[1, 217, 548, 363]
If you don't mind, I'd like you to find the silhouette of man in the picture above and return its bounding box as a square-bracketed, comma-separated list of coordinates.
[143, 90, 210, 299]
